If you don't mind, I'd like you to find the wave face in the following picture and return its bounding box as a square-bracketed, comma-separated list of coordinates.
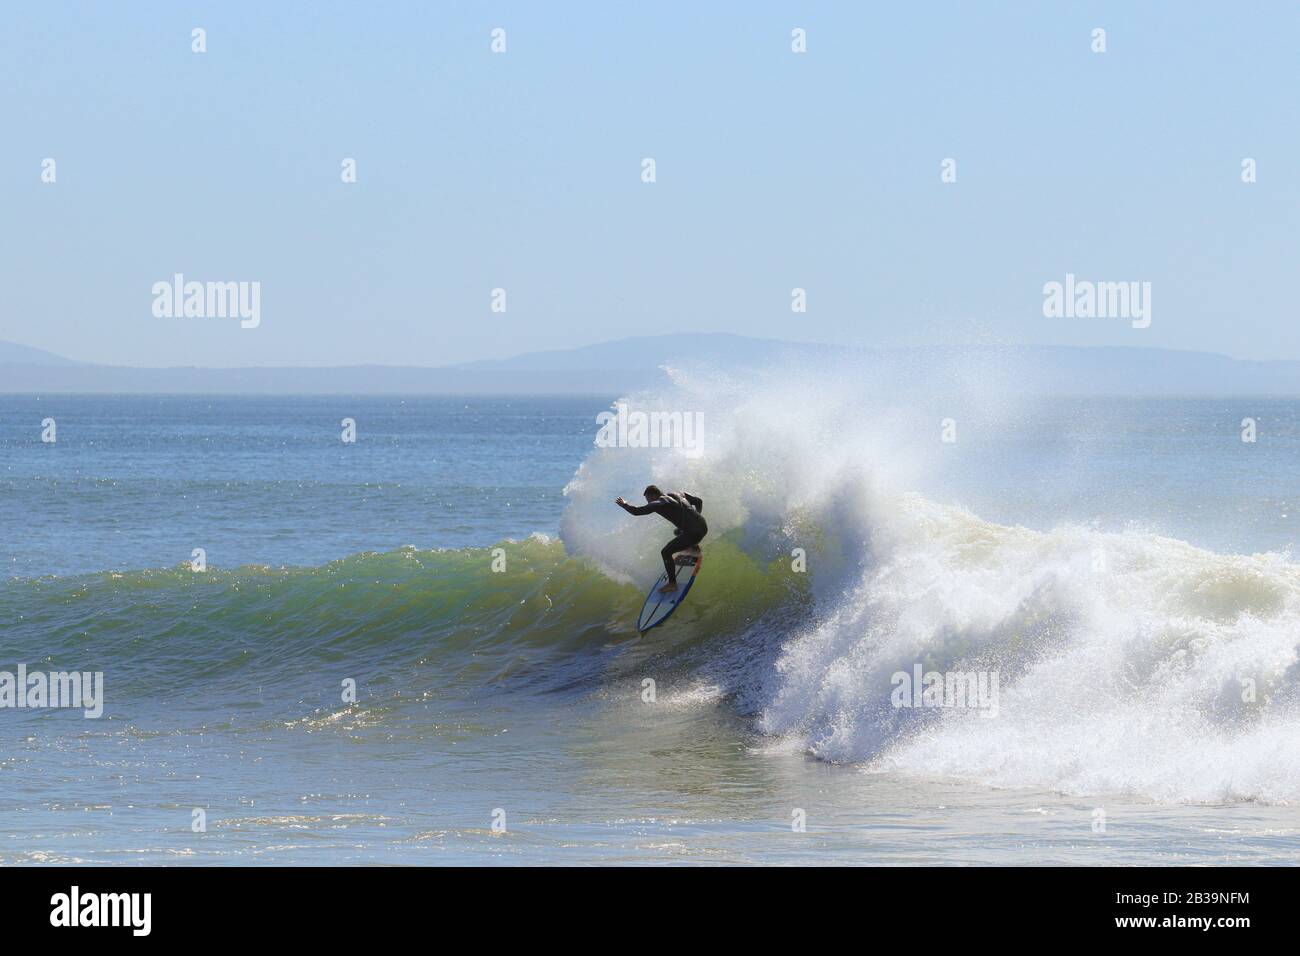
[1, 533, 791, 713]
[559, 359, 1300, 805]
[1, 539, 635, 705]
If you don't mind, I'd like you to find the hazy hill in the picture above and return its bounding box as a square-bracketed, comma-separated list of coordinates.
[0, 341, 87, 366]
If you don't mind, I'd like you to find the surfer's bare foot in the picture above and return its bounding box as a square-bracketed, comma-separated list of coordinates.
[658, 581, 679, 594]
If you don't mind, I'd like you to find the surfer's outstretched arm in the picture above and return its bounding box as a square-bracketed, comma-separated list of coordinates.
[615, 496, 658, 516]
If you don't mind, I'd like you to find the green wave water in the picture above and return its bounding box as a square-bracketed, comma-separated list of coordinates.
[2, 535, 803, 709]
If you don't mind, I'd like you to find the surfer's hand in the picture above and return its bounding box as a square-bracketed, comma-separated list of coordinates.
[614, 496, 627, 507]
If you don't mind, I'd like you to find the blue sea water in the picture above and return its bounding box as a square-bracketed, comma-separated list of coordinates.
[2, 392, 1299, 864]
[0, 395, 593, 577]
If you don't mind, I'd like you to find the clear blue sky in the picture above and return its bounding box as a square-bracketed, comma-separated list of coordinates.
[2, 1, 1296, 367]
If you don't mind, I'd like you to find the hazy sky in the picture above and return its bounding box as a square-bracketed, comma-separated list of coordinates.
[2, 1, 1297, 367]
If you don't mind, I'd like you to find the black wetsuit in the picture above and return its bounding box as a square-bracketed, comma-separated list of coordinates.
[621, 492, 708, 583]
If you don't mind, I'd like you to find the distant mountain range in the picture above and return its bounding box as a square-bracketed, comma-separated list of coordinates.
[3, 335, 1300, 395]
[0, 341, 88, 367]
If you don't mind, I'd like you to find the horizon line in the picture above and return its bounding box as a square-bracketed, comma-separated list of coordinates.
[3, 335, 1297, 372]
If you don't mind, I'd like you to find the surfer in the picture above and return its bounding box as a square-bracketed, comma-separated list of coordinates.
[615, 486, 708, 593]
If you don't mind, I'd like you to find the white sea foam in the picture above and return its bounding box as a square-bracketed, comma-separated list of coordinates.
[767, 495, 1300, 804]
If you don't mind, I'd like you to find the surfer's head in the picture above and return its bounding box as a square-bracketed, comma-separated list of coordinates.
[643, 484, 662, 501]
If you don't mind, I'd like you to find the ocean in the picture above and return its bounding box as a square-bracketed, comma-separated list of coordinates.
[3, 380, 1299, 865]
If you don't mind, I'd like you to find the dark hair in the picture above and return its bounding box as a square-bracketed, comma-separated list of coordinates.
[643, 484, 662, 499]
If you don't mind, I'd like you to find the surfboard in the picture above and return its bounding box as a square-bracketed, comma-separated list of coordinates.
[636, 548, 702, 633]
